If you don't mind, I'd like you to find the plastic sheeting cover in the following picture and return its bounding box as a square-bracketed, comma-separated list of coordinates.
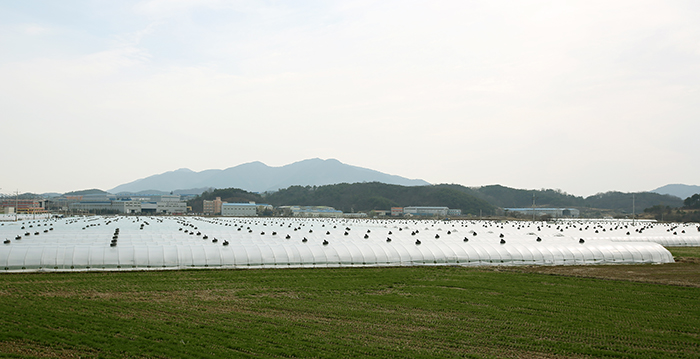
[0, 216, 681, 272]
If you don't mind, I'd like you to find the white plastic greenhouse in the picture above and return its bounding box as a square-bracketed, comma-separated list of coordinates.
[0, 216, 681, 272]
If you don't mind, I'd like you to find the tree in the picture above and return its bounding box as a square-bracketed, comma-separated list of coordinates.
[644, 205, 672, 221]
[684, 194, 700, 209]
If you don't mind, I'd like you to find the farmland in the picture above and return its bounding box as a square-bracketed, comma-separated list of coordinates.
[2, 216, 692, 271]
[1, 257, 699, 358]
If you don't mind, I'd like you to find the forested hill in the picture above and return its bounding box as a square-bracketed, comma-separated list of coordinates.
[437, 184, 585, 208]
[584, 191, 683, 214]
[186, 183, 684, 216]
[64, 189, 110, 196]
[437, 184, 684, 214]
[263, 182, 496, 215]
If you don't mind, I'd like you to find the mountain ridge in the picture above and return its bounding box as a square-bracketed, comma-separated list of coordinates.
[108, 158, 430, 194]
[651, 184, 700, 200]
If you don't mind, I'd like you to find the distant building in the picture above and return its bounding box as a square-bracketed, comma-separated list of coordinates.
[69, 201, 114, 212]
[68, 194, 186, 214]
[344, 212, 368, 218]
[447, 209, 462, 216]
[390, 206, 461, 217]
[67, 194, 115, 212]
[504, 208, 580, 218]
[158, 196, 187, 214]
[404, 206, 450, 217]
[203, 197, 224, 215]
[48, 196, 80, 211]
[1, 198, 47, 214]
[112, 200, 142, 214]
[285, 206, 343, 218]
[222, 202, 258, 217]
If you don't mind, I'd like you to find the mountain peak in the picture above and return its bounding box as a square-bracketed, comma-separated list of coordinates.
[108, 159, 430, 193]
[651, 184, 700, 199]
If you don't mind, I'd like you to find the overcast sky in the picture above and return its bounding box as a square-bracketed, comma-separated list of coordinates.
[1, 0, 699, 197]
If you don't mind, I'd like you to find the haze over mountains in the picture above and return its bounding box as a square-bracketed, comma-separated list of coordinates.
[650, 184, 700, 200]
[109, 158, 430, 194]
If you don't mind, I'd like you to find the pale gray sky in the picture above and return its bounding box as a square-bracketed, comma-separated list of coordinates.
[1, 0, 699, 197]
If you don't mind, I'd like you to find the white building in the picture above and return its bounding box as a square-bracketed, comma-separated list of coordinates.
[504, 208, 580, 218]
[69, 194, 187, 214]
[403, 206, 450, 217]
[344, 212, 368, 218]
[69, 201, 114, 212]
[448, 209, 462, 216]
[222, 203, 258, 217]
[112, 200, 142, 214]
[287, 206, 343, 218]
[154, 195, 187, 214]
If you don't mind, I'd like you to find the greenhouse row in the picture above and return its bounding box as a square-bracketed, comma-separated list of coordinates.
[0, 215, 687, 272]
[0, 241, 674, 271]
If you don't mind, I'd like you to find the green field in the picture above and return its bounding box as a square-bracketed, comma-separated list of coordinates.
[668, 246, 700, 259]
[1, 266, 698, 358]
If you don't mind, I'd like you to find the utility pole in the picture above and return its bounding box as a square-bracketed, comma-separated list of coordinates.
[15, 189, 19, 222]
[632, 193, 636, 225]
[532, 193, 536, 221]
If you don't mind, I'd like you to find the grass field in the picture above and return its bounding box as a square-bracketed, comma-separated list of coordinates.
[500, 247, 700, 288]
[668, 246, 700, 259]
[1, 257, 699, 358]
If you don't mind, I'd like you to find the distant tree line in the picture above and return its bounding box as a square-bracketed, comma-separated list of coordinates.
[186, 183, 496, 216]
[441, 184, 683, 214]
[185, 183, 694, 220]
[263, 182, 496, 215]
[438, 184, 585, 208]
[684, 194, 700, 209]
[644, 193, 700, 222]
